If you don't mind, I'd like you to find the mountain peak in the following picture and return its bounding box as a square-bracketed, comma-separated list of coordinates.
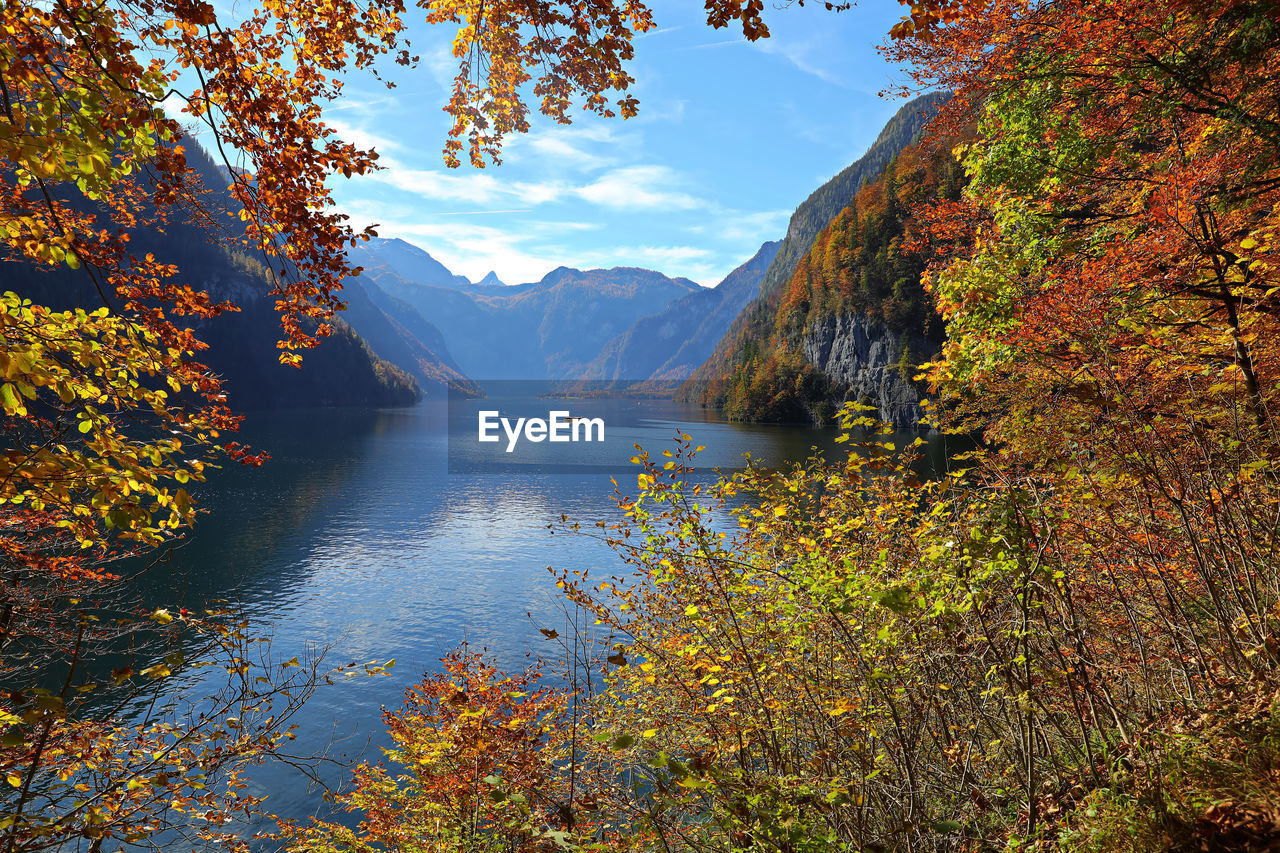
[369, 236, 429, 256]
[358, 237, 472, 290]
[475, 271, 505, 287]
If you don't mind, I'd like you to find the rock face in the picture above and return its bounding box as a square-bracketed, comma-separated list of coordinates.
[801, 313, 936, 428]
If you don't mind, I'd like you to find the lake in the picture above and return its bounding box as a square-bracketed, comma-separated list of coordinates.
[126, 396, 956, 838]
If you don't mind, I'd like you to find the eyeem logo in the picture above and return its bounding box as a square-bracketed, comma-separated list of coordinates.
[478, 410, 605, 452]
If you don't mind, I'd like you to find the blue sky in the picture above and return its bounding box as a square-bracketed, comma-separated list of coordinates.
[323, 0, 916, 287]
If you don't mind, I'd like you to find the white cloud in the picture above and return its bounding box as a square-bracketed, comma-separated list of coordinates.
[634, 98, 687, 125]
[588, 244, 712, 265]
[370, 220, 585, 285]
[575, 166, 704, 209]
[712, 208, 792, 243]
[525, 136, 610, 171]
[527, 221, 602, 234]
[367, 162, 508, 204]
[509, 180, 571, 205]
[755, 36, 844, 86]
[366, 216, 719, 285]
[636, 25, 685, 39]
[324, 118, 404, 156]
[503, 122, 626, 172]
[421, 41, 464, 96]
[364, 158, 707, 213]
[324, 94, 397, 118]
[685, 38, 746, 50]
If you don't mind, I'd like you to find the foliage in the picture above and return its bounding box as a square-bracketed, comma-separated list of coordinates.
[886, 0, 1280, 436]
[313, 386, 1280, 852]
[310, 5, 1280, 853]
[282, 650, 579, 853]
[1059, 684, 1280, 853]
[1, 0, 783, 844]
[0, 596, 389, 853]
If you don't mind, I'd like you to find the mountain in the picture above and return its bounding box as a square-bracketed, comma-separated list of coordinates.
[582, 240, 781, 383]
[475, 271, 506, 288]
[354, 237, 473, 289]
[355, 249, 702, 379]
[5, 142, 419, 411]
[678, 93, 951, 425]
[337, 273, 482, 396]
[184, 269, 421, 410]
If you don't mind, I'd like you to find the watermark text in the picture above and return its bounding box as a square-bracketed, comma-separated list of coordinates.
[478, 410, 605, 452]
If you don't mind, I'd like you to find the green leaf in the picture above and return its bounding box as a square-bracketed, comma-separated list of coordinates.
[0, 384, 20, 415]
[872, 585, 913, 615]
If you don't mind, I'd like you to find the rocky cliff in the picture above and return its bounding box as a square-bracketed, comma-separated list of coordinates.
[800, 313, 934, 428]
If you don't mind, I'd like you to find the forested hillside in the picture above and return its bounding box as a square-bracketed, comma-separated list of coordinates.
[4, 142, 420, 410]
[679, 92, 945, 417]
[680, 100, 956, 424]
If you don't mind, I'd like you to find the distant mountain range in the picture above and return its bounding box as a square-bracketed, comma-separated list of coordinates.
[345, 92, 949, 428]
[581, 241, 780, 384]
[5, 95, 953, 422]
[337, 274, 481, 397]
[354, 237, 474, 290]
[348, 251, 709, 380]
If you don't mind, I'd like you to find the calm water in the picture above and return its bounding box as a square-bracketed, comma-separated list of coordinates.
[124, 398, 955, 838]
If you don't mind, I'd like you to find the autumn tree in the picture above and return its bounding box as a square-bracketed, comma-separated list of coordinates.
[1, 0, 1125, 848]
[282, 650, 582, 853]
[0, 0, 806, 846]
[306, 3, 1280, 850]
